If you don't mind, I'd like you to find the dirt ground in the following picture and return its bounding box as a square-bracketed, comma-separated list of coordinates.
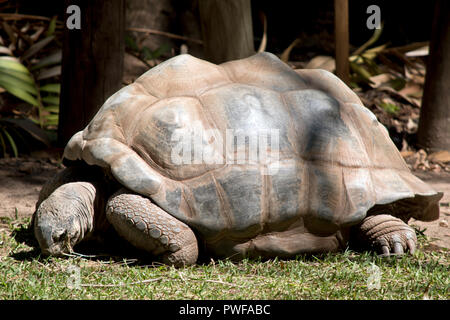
[0, 154, 449, 250]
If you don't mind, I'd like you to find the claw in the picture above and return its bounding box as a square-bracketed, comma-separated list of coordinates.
[406, 239, 416, 254]
[376, 238, 391, 256]
[359, 214, 418, 257]
[393, 241, 404, 254]
[381, 245, 390, 256]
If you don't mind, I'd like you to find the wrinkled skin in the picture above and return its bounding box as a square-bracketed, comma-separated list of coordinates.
[353, 214, 417, 256]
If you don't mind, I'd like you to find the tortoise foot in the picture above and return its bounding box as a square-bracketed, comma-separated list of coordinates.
[106, 189, 198, 266]
[357, 214, 417, 256]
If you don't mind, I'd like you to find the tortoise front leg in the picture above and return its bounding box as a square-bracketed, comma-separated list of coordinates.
[106, 190, 198, 266]
[354, 214, 417, 256]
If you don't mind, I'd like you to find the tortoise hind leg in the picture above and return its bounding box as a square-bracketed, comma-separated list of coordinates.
[106, 190, 198, 266]
[352, 214, 417, 256]
[218, 226, 346, 260]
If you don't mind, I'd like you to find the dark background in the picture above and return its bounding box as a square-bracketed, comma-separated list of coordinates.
[4, 0, 434, 58]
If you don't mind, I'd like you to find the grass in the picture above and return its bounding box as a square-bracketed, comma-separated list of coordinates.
[0, 216, 448, 300]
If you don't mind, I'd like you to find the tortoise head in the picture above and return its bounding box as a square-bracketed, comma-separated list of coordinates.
[34, 182, 96, 256]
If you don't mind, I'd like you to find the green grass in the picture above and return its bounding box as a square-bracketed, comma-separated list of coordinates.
[0, 217, 448, 300]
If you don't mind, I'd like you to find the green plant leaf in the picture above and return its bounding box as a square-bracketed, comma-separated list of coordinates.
[44, 114, 59, 126]
[141, 46, 153, 60]
[46, 16, 57, 37]
[125, 34, 139, 52]
[2, 128, 18, 157]
[379, 102, 400, 114]
[350, 62, 373, 83]
[21, 36, 55, 61]
[0, 57, 30, 74]
[41, 95, 59, 105]
[28, 117, 40, 125]
[8, 126, 31, 154]
[0, 73, 38, 95]
[361, 56, 380, 75]
[0, 130, 6, 157]
[0, 67, 34, 84]
[362, 44, 388, 59]
[389, 78, 407, 91]
[0, 81, 39, 106]
[39, 83, 60, 93]
[43, 105, 59, 113]
[151, 43, 170, 59]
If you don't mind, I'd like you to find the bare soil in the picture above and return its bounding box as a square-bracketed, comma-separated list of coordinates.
[0, 152, 63, 219]
[0, 154, 449, 250]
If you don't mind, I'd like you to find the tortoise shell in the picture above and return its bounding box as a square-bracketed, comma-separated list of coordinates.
[64, 52, 441, 241]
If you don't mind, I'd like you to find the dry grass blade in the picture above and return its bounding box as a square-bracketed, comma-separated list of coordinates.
[203, 279, 243, 287]
[127, 27, 203, 45]
[79, 275, 243, 288]
[368, 73, 391, 88]
[384, 41, 429, 54]
[379, 86, 420, 107]
[0, 45, 13, 55]
[36, 65, 61, 80]
[30, 50, 62, 71]
[1, 21, 17, 45]
[280, 38, 300, 63]
[405, 46, 429, 57]
[80, 277, 164, 288]
[30, 26, 45, 42]
[178, 271, 186, 282]
[305, 56, 335, 72]
[428, 150, 450, 163]
[257, 11, 267, 53]
[21, 36, 54, 61]
[0, 13, 55, 22]
[62, 252, 108, 259]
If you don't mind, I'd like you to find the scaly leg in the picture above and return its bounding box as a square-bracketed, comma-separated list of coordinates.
[354, 214, 417, 256]
[106, 190, 198, 266]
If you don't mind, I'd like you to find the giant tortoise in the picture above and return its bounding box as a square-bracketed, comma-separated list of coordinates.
[33, 53, 443, 266]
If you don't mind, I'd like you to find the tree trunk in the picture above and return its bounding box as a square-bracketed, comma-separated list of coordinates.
[417, 0, 450, 151]
[198, 0, 254, 64]
[58, 0, 125, 146]
[334, 0, 350, 85]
